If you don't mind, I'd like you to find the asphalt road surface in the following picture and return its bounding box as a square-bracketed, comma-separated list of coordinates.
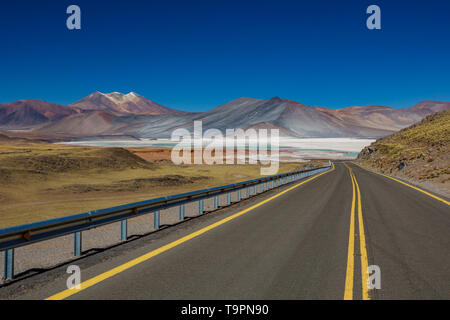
[5, 162, 450, 300]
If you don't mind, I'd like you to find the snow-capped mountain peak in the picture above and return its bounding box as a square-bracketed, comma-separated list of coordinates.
[69, 91, 184, 115]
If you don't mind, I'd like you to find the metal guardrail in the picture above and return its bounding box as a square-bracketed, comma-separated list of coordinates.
[0, 163, 331, 280]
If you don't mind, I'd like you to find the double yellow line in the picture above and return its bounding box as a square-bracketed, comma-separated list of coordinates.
[344, 164, 370, 300]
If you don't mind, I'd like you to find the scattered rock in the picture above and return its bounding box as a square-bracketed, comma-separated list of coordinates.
[397, 162, 406, 171]
[358, 146, 378, 159]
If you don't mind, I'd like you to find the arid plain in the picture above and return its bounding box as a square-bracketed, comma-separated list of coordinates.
[0, 135, 322, 228]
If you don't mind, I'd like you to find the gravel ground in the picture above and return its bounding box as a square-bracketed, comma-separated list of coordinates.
[0, 189, 246, 284]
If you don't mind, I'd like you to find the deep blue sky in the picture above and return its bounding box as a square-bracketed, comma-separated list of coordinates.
[0, 0, 449, 111]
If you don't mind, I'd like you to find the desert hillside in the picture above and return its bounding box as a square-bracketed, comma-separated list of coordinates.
[357, 110, 450, 196]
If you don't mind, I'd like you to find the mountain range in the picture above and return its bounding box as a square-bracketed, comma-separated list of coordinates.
[70, 91, 185, 116]
[0, 91, 449, 140]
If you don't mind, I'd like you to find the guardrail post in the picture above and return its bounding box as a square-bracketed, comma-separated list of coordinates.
[214, 196, 218, 209]
[199, 199, 204, 214]
[272, 180, 274, 189]
[179, 204, 185, 220]
[246, 186, 250, 198]
[237, 189, 241, 201]
[74, 232, 82, 256]
[3, 249, 14, 280]
[260, 183, 263, 193]
[266, 181, 270, 190]
[154, 211, 160, 229]
[120, 220, 127, 241]
[254, 185, 257, 194]
[227, 192, 231, 205]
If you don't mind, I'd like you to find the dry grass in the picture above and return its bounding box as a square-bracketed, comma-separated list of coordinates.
[358, 110, 450, 196]
[0, 140, 318, 228]
[373, 110, 449, 158]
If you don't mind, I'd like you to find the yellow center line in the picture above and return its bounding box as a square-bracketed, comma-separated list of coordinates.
[45, 163, 335, 300]
[352, 170, 370, 300]
[343, 165, 356, 300]
[343, 163, 371, 300]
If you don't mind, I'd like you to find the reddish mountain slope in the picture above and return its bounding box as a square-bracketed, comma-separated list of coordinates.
[409, 100, 450, 115]
[35, 111, 127, 137]
[0, 100, 77, 128]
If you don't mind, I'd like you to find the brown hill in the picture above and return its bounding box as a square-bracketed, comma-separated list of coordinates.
[358, 110, 450, 196]
[0, 100, 77, 128]
[35, 110, 129, 138]
[409, 100, 450, 116]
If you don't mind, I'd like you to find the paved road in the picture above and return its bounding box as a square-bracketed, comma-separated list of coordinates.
[7, 162, 450, 299]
